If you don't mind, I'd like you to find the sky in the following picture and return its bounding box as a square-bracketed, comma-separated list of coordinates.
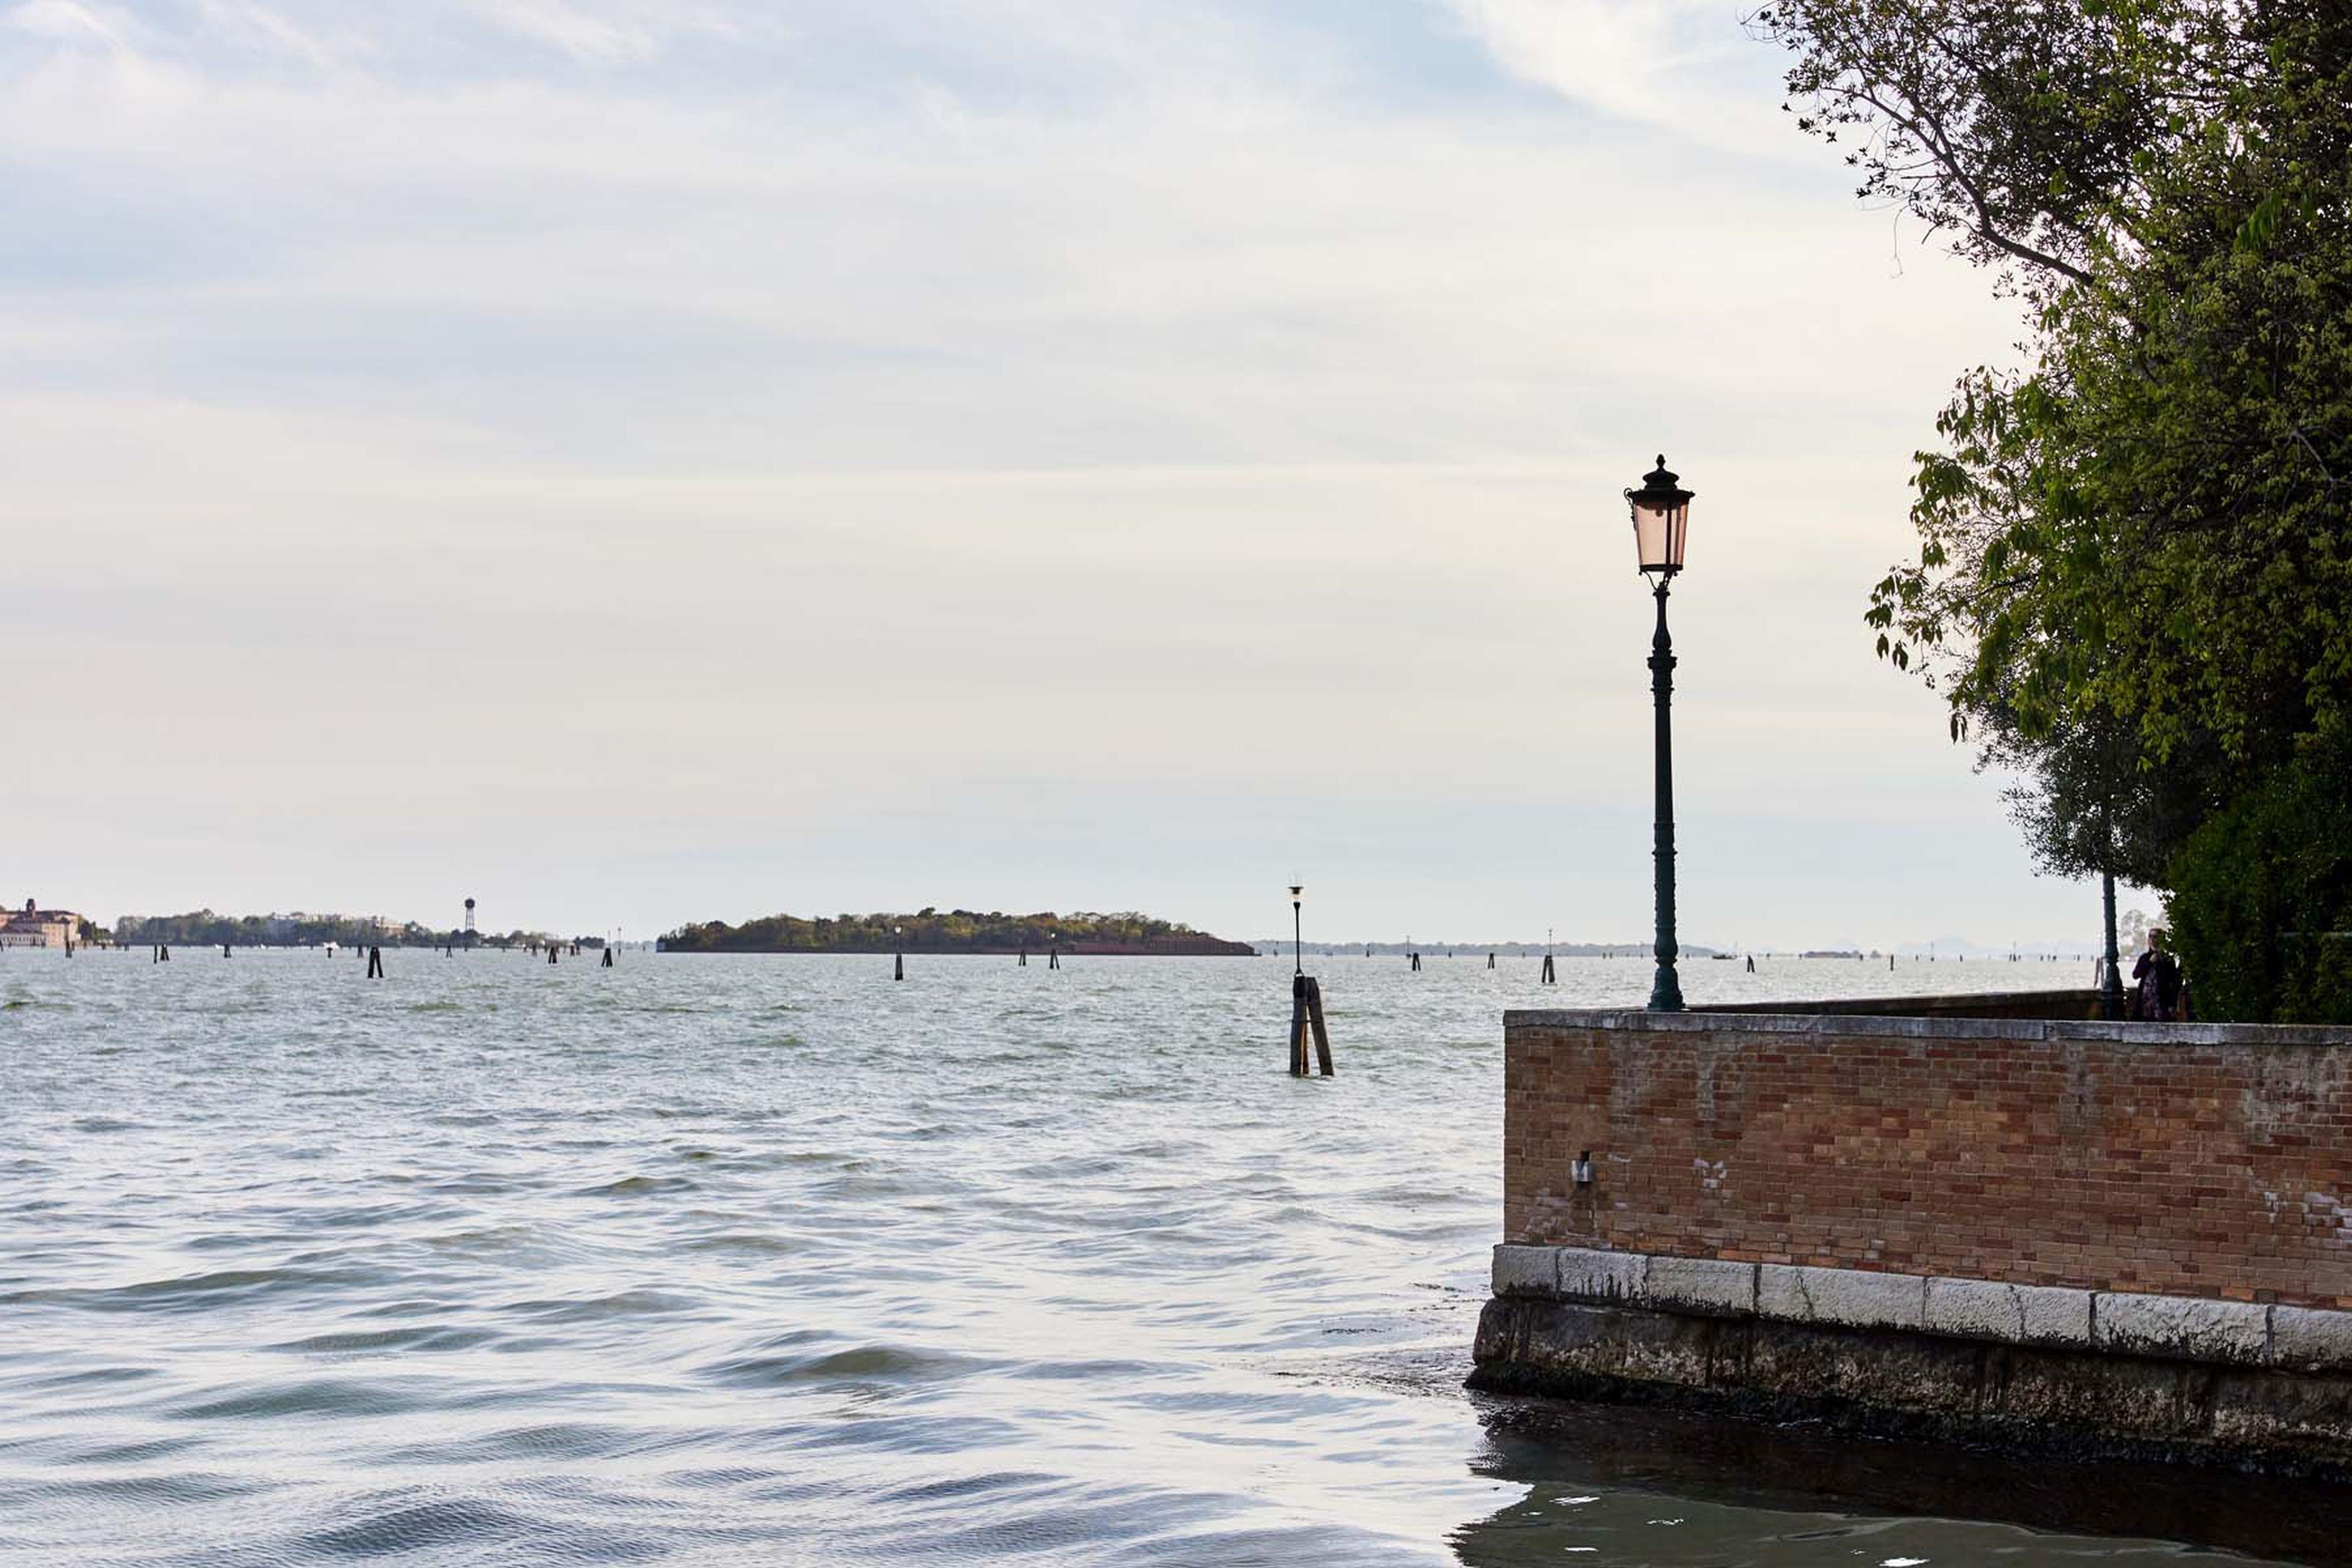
[1, 0, 2147, 950]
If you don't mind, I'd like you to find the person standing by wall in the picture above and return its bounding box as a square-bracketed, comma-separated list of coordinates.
[2132, 928, 2186, 1021]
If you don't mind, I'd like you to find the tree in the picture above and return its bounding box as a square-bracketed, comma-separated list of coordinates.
[1759, 1, 2352, 1015]
[1751, 0, 2250, 299]
[2168, 739, 2352, 1021]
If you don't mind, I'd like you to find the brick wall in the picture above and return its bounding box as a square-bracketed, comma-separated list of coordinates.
[1505, 1008, 2352, 1309]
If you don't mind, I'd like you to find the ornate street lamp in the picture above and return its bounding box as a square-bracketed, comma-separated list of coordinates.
[1626, 455, 1693, 1011]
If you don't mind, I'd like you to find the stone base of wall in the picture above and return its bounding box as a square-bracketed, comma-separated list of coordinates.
[1472, 1246, 2352, 1472]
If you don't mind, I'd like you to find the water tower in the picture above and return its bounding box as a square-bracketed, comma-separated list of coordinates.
[463, 897, 477, 947]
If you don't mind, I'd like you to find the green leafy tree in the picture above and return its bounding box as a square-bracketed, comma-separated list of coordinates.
[2169, 740, 2352, 1021]
[1759, 1, 2352, 1015]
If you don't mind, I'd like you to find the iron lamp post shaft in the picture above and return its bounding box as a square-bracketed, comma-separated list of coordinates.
[2101, 870, 2125, 1020]
[1648, 577, 1685, 1012]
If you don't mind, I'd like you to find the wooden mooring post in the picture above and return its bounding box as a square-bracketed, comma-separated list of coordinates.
[1288, 972, 1333, 1077]
[1284, 885, 1333, 1076]
[366, 945, 384, 979]
[602, 945, 614, 967]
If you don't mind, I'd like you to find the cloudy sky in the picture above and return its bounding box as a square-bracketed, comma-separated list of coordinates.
[4, 0, 2123, 948]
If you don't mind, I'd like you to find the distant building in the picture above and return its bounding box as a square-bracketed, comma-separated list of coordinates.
[0, 899, 81, 948]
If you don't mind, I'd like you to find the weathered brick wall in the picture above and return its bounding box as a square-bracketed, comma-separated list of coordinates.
[1506, 1009, 2352, 1309]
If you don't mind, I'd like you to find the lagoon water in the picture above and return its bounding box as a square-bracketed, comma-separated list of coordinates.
[5, 949, 2348, 1566]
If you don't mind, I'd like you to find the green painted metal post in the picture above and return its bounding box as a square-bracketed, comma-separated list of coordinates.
[1648, 577, 1685, 1012]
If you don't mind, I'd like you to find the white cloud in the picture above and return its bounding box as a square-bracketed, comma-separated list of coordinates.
[193, 1, 341, 67]
[469, 0, 658, 64]
[9, 0, 127, 46]
[1439, 0, 1799, 158]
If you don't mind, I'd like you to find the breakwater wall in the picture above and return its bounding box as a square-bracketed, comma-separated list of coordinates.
[1471, 1004, 2352, 1467]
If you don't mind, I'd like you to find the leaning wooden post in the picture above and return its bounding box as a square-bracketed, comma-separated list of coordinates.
[1305, 977, 1332, 1076]
[602, 945, 614, 968]
[1289, 972, 1311, 1076]
[366, 945, 383, 979]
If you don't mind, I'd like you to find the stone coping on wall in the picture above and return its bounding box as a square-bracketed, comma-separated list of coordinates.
[1494, 1243, 2352, 1373]
[1696, 988, 2099, 1019]
[1504, 1006, 2352, 1048]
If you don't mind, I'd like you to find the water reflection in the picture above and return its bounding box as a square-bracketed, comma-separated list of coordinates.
[1455, 1393, 2352, 1567]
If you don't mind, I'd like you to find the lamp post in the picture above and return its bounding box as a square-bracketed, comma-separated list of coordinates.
[1289, 884, 1304, 974]
[2100, 871, 2126, 1019]
[1626, 455, 1693, 1012]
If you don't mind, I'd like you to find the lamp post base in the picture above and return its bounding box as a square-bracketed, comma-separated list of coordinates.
[1648, 966, 1685, 1012]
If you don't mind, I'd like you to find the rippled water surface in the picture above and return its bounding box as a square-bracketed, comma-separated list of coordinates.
[4, 949, 2344, 1565]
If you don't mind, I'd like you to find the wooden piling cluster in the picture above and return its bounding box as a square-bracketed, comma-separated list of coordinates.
[1288, 972, 1332, 1077]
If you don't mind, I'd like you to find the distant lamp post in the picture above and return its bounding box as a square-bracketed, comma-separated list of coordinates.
[1626, 454, 1693, 1012]
[1289, 885, 1305, 974]
[2100, 870, 2126, 1020]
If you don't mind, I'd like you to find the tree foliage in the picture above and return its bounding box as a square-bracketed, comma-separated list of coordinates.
[659, 910, 1252, 955]
[1759, 2, 2352, 1014]
[1752, 0, 2260, 299]
[112, 910, 559, 948]
[2168, 739, 2352, 1022]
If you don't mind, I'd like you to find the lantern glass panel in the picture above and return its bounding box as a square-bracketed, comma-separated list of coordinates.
[1631, 497, 1689, 573]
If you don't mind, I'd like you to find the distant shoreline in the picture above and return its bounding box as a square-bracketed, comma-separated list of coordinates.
[656, 941, 1255, 957]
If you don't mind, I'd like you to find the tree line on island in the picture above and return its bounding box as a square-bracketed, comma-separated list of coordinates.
[1761, 1, 2352, 1020]
[109, 911, 583, 950]
[659, 910, 1253, 956]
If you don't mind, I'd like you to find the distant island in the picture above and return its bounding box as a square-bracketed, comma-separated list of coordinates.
[1257, 940, 1722, 958]
[659, 909, 1253, 956]
[112, 910, 579, 950]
